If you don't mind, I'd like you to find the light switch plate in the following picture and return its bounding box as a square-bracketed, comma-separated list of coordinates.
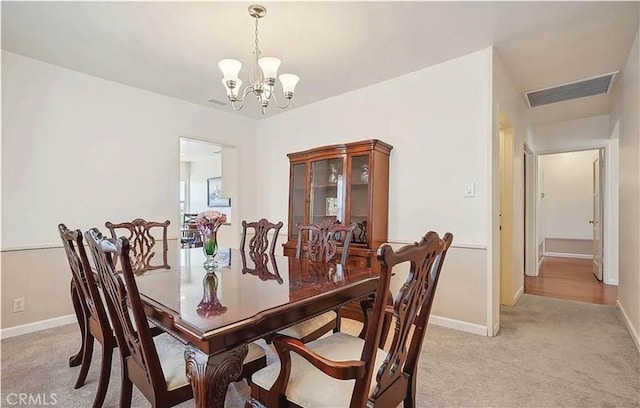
[464, 182, 475, 198]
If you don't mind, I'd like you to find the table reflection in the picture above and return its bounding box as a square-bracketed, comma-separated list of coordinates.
[240, 250, 283, 284]
[196, 270, 227, 318]
[135, 246, 370, 334]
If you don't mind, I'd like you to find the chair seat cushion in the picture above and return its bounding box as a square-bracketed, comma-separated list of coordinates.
[277, 311, 337, 340]
[155, 335, 266, 391]
[252, 332, 388, 407]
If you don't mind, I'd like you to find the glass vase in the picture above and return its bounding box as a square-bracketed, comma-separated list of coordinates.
[199, 229, 219, 270]
[360, 164, 369, 182]
[328, 164, 338, 184]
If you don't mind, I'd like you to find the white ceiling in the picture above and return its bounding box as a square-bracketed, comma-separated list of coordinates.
[180, 137, 221, 162]
[2, 2, 638, 124]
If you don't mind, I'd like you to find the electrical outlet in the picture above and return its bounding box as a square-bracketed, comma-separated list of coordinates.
[13, 297, 25, 313]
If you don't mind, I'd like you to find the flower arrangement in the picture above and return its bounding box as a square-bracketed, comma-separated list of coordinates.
[196, 210, 227, 259]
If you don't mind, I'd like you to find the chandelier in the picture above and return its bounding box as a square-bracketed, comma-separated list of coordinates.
[218, 4, 300, 115]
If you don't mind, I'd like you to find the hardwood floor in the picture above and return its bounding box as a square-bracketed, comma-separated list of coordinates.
[524, 257, 618, 306]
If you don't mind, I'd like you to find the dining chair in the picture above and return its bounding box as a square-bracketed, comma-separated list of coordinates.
[250, 231, 453, 408]
[59, 224, 115, 408]
[181, 214, 201, 248]
[295, 219, 356, 266]
[85, 228, 267, 408]
[104, 218, 170, 273]
[240, 218, 284, 254]
[280, 220, 356, 343]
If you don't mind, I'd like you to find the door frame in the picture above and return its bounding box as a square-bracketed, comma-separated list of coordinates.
[531, 139, 618, 286]
[523, 143, 537, 277]
[499, 123, 516, 306]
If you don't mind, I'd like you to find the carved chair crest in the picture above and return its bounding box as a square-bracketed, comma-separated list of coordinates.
[105, 218, 170, 273]
[296, 219, 356, 265]
[241, 219, 284, 255]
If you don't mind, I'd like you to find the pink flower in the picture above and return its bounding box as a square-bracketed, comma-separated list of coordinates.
[196, 211, 227, 233]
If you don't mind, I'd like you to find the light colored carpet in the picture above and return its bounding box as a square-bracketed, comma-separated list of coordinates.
[1, 294, 638, 407]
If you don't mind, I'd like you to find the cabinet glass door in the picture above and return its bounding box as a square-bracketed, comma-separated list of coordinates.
[349, 154, 370, 245]
[310, 157, 346, 225]
[291, 163, 306, 239]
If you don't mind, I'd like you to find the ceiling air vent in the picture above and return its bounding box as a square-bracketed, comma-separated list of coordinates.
[525, 72, 618, 108]
[207, 98, 228, 107]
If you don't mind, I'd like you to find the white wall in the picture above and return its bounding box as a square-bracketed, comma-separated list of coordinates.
[188, 155, 222, 213]
[258, 49, 491, 246]
[1, 51, 258, 249]
[1, 50, 258, 327]
[539, 150, 600, 240]
[257, 48, 493, 330]
[611, 26, 640, 348]
[532, 115, 611, 153]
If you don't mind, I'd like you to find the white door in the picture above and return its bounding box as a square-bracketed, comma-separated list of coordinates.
[591, 154, 603, 281]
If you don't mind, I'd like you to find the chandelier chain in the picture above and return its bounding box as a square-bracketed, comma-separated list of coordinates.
[254, 18, 261, 56]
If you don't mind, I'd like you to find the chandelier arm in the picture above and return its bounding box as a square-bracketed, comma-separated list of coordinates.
[271, 88, 292, 109]
[240, 85, 255, 101]
[229, 84, 255, 103]
[230, 99, 245, 111]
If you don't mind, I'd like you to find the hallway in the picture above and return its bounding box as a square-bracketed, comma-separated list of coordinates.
[525, 257, 618, 305]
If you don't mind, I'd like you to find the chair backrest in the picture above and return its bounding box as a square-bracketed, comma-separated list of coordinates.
[85, 228, 168, 400]
[366, 231, 453, 403]
[240, 218, 284, 254]
[295, 219, 355, 265]
[105, 218, 170, 273]
[183, 213, 198, 227]
[58, 224, 111, 333]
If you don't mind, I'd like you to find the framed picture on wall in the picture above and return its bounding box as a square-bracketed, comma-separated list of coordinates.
[207, 177, 222, 207]
[207, 178, 231, 207]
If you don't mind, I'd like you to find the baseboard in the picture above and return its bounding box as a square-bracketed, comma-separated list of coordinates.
[543, 252, 593, 260]
[616, 300, 640, 352]
[537, 257, 543, 275]
[513, 286, 524, 304]
[0, 314, 76, 340]
[428, 314, 487, 336]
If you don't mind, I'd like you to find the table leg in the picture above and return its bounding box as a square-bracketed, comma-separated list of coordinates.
[69, 279, 85, 367]
[185, 343, 248, 408]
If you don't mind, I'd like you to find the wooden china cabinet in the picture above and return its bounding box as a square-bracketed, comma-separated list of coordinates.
[283, 139, 393, 270]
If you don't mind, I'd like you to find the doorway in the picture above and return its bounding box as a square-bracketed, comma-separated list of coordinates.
[525, 149, 617, 305]
[179, 137, 238, 247]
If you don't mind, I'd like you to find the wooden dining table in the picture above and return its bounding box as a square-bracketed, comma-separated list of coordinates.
[120, 246, 377, 407]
